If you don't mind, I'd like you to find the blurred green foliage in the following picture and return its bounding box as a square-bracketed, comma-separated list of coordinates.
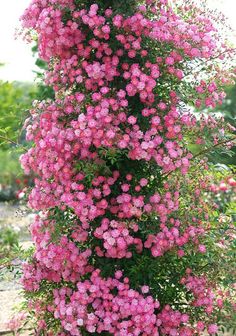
[31, 44, 55, 101]
[0, 226, 19, 251]
[0, 226, 20, 274]
[0, 46, 54, 194]
[0, 43, 54, 152]
[212, 84, 236, 165]
[0, 81, 37, 198]
[0, 81, 38, 149]
[215, 85, 236, 123]
[0, 150, 21, 184]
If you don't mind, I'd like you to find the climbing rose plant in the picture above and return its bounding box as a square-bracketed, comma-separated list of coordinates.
[19, 0, 236, 335]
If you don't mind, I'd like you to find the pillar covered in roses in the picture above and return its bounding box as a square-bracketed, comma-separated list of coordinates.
[20, 0, 235, 335]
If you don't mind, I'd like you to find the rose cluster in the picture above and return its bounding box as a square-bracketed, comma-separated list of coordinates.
[19, 0, 235, 334]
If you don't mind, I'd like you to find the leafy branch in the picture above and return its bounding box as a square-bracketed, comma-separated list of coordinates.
[0, 135, 28, 152]
[192, 135, 236, 159]
[163, 135, 236, 179]
[0, 134, 20, 146]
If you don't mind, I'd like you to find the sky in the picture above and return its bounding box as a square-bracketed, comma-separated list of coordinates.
[0, 0, 37, 82]
[0, 0, 236, 83]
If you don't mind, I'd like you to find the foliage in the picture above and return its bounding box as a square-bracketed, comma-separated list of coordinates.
[0, 81, 38, 149]
[0, 226, 21, 281]
[0, 63, 52, 196]
[211, 84, 236, 165]
[31, 43, 55, 101]
[17, 0, 236, 335]
[214, 84, 236, 124]
[0, 225, 34, 295]
[0, 81, 37, 201]
[0, 226, 19, 255]
[0, 150, 22, 184]
[0, 148, 33, 201]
